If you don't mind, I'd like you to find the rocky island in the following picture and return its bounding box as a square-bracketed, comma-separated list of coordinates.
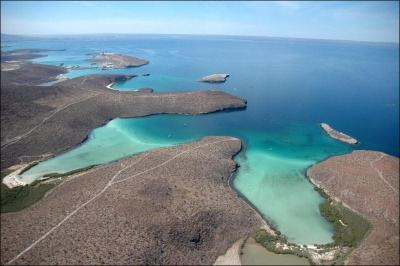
[88, 52, 149, 69]
[320, 123, 358, 144]
[198, 74, 230, 83]
[308, 150, 399, 265]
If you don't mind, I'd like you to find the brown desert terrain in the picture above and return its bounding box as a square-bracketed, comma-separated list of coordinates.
[1, 63, 246, 170]
[1, 136, 263, 265]
[307, 150, 399, 265]
[1, 49, 65, 62]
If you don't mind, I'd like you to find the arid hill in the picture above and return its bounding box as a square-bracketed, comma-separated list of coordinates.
[1, 63, 246, 171]
[1, 137, 263, 265]
[308, 150, 399, 265]
[1, 49, 65, 62]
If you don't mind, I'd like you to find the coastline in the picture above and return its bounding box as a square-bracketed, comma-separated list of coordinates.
[306, 150, 399, 265]
[1, 137, 263, 264]
[2, 39, 397, 265]
[223, 146, 375, 265]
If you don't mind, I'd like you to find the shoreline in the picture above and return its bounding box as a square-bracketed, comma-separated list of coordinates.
[224, 145, 376, 265]
[2, 168, 27, 188]
[1, 136, 263, 264]
[306, 150, 399, 265]
[1, 124, 386, 264]
[4, 103, 247, 187]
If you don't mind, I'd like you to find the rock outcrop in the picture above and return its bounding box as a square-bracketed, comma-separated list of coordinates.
[198, 74, 230, 83]
[320, 123, 358, 144]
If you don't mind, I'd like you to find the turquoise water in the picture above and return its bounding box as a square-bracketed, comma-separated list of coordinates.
[22, 114, 349, 244]
[4, 35, 398, 244]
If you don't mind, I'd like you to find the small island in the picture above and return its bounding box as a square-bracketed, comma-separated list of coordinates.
[198, 73, 229, 83]
[320, 123, 358, 145]
[88, 52, 149, 69]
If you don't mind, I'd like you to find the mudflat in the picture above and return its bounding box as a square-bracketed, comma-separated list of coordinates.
[1, 63, 247, 170]
[1, 137, 263, 265]
[307, 150, 399, 265]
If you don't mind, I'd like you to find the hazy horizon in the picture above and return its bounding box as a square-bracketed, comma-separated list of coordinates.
[2, 32, 399, 46]
[1, 1, 399, 43]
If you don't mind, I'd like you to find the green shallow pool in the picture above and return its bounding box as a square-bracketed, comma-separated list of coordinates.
[240, 237, 310, 265]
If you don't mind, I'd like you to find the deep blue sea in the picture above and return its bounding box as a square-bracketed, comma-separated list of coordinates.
[3, 34, 399, 244]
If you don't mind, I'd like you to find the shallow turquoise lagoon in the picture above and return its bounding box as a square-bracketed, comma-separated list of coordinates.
[22, 114, 350, 244]
[7, 34, 398, 245]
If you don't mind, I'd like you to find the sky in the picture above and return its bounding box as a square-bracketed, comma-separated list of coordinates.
[1, 1, 399, 43]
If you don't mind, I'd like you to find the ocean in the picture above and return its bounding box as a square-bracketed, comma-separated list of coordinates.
[3, 34, 398, 244]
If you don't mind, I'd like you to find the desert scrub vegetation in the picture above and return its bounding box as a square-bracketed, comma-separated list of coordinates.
[42, 165, 96, 178]
[314, 186, 371, 248]
[253, 229, 309, 258]
[1, 170, 12, 179]
[1, 164, 96, 213]
[1, 178, 60, 213]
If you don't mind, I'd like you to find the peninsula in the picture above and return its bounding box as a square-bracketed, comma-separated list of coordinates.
[88, 52, 149, 69]
[1, 62, 246, 172]
[1, 48, 65, 62]
[320, 123, 358, 144]
[0, 52, 263, 265]
[1, 63, 67, 85]
[198, 74, 230, 83]
[307, 150, 399, 265]
[1, 137, 263, 264]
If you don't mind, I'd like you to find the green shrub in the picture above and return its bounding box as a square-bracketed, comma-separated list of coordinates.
[1, 181, 58, 213]
[18, 162, 39, 175]
[319, 198, 371, 247]
[1, 164, 96, 213]
[1, 170, 12, 179]
[42, 165, 96, 178]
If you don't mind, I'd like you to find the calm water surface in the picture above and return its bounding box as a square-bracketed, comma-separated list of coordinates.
[240, 237, 310, 265]
[4, 35, 398, 244]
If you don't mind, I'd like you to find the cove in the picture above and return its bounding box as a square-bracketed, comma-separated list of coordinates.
[240, 237, 310, 265]
[20, 112, 350, 245]
[9, 35, 398, 245]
